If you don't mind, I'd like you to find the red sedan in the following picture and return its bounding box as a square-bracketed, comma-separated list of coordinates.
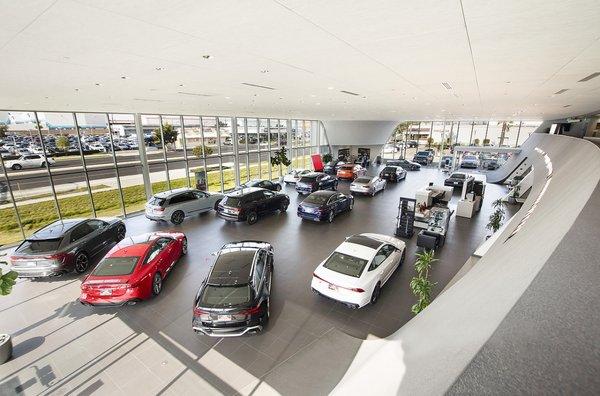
[79, 232, 187, 306]
[337, 164, 367, 180]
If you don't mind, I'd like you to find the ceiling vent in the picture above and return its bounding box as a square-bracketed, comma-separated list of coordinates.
[177, 91, 214, 97]
[554, 89, 569, 95]
[442, 82, 452, 90]
[340, 90, 360, 96]
[578, 72, 600, 82]
[241, 82, 275, 90]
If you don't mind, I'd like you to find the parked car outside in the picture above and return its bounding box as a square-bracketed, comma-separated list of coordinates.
[444, 172, 475, 189]
[407, 140, 419, 148]
[386, 159, 421, 171]
[487, 159, 501, 170]
[217, 187, 289, 224]
[9, 218, 126, 278]
[79, 232, 187, 306]
[283, 169, 312, 184]
[350, 176, 387, 196]
[379, 166, 407, 182]
[460, 155, 480, 169]
[4, 154, 55, 170]
[297, 191, 354, 223]
[336, 164, 367, 180]
[295, 172, 338, 195]
[192, 241, 273, 336]
[237, 179, 282, 191]
[412, 151, 434, 165]
[145, 188, 224, 225]
[311, 233, 406, 308]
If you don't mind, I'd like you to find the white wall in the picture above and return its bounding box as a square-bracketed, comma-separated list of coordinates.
[322, 120, 398, 146]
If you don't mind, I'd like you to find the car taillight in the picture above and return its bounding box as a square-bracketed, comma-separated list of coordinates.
[155, 207, 165, 212]
[48, 252, 69, 263]
[313, 273, 326, 282]
[194, 307, 208, 316]
[239, 305, 262, 316]
[348, 287, 365, 293]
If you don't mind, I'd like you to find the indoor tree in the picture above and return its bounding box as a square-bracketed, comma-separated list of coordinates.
[487, 198, 506, 233]
[322, 153, 333, 163]
[410, 250, 438, 315]
[270, 146, 291, 175]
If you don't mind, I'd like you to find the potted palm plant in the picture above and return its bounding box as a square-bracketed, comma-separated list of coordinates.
[322, 153, 333, 164]
[270, 146, 292, 178]
[486, 198, 506, 235]
[0, 267, 18, 364]
[410, 250, 438, 315]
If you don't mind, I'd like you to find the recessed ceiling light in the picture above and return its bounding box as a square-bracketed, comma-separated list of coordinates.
[121, 76, 129, 79]
[442, 82, 452, 90]
[505, 81, 511, 84]
[362, 96, 367, 99]
[260, 69, 269, 73]
[95, 83, 101, 86]
[155, 67, 164, 71]
[203, 55, 212, 60]
[179, 84, 184, 87]
[225, 96, 231, 99]
[75, 88, 79, 92]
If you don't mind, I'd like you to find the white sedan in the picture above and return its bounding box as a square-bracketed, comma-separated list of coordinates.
[283, 169, 311, 184]
[4, 154, 55, 170]
[311, 233, 406, 308]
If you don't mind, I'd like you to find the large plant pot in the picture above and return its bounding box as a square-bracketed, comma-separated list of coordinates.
[0, 334, 12, 364]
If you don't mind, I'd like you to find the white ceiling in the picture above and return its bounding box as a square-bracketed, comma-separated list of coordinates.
[1, 0, 599, 121]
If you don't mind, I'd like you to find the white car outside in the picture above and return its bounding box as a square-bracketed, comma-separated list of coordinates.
[88, 143, 106, 152]
[283, 169, 311, 184]
[4, 154, 55, 170]
[145, 188, 224, 224]
[311, 233, 406, 309]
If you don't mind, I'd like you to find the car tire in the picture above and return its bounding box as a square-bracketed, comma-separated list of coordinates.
[152, 272, 163, 296]
[214, 199, 222, 211]
[333, 181, 338, 191]
[11, 164, 21, 170]
[40, 162, 47, 168]
[74, 252, 89, 274]
[247, 211, 258, 225]
[370, 282, 381, 305]
[115, 224, 126, 241]
[180, 237, 188, 256]
[171, 210, 185, 225]
[327, 211, 334, 223]
[280, 201, 288, 212]
[400, 250, 406, 266]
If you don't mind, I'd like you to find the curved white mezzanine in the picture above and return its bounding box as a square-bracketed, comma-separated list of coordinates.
[332, 133, 600, 395]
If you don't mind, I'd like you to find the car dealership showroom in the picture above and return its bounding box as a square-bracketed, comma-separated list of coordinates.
[0, 1, 599, 395]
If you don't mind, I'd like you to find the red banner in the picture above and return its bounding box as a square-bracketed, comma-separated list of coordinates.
[311, 154, 324, 172]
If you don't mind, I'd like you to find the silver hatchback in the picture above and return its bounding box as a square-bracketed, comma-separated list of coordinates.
[145, 188, 224, 224]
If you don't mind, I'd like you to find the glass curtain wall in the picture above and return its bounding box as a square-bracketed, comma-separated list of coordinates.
[0, 109, 326, 245]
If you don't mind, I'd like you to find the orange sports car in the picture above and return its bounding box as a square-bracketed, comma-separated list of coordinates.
[337, 164, 367, 180]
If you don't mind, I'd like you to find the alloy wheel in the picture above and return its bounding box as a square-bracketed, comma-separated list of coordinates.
[171, 211, 184, 225]
[371, 283, 381, 304]
[152, 273, 163, 296]
[328, 211, 334, 223]
[181, 237, 188, 255]
[74, 253, 89, 274]
[247, 212, 258, 225]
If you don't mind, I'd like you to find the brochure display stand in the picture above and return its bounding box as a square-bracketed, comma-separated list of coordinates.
[396, 197, 416, 238]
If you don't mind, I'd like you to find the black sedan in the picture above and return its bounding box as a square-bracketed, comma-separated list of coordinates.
[192, 241, 273, 337]
[237, 179, 282, 191]
[295, 172, 338, 195]
[217, 187, 289, 225]
[444, 172, 475, 189]
[9, 218, 126, 277]
[379, 166, 407, 182]
[323, 160, 346, 175]
[297, 191, 354, 223]
[387, 159, 421, 171]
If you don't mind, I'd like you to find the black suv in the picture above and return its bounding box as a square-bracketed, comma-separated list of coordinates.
[9, 218, 126, 277]
[217, 187, 290, 224]
[323, 160, 345, 175]
[295, 172, 338, 195]
[192, 241, 273, 337]
[412, 151, 434, 165]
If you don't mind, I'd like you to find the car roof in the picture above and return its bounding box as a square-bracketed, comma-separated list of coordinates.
[208, 249, 257, 285]
[302, 172, 325, 178]
[309, 190, 337, 197]
[227, 187, 263, 196]
[30, 219, 84, 239]
[153, 188, 195, 198]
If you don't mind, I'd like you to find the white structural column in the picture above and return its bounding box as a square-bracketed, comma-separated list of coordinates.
[232, 117, 241, 186]
[135, 113, 153, 200]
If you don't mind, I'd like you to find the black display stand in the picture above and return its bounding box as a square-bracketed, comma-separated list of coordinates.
[396, 197, 416, 238]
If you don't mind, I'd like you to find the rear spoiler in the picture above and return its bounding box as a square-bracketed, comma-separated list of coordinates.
[220, 240, 273, 252]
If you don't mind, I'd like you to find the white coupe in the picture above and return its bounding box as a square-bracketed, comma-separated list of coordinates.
[283, 168, 311, 184]
[311, 233, 406, 308]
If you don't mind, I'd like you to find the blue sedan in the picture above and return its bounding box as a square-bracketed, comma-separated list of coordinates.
[297, 191, 354, 223]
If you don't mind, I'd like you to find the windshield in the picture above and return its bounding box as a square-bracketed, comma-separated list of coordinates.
[354, 177, 371, 183]
[92, 256, 139, 276]
[303, 194, 329, 205]
[16, 238, 62, 254]
[299, 176, 317, 183]
[241, 180, 260, 188]
[464, 156, 477, 160]
[199, 285, 252, 307]
[148, 196, 166, 207]
[221, 195, 242, 207]
[450, 173, 465, 179]
[323, 251, 368, 278]
[416, 152, 429, 156]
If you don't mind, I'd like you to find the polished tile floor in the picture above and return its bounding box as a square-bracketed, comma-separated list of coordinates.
[0, 166, 514, 395]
